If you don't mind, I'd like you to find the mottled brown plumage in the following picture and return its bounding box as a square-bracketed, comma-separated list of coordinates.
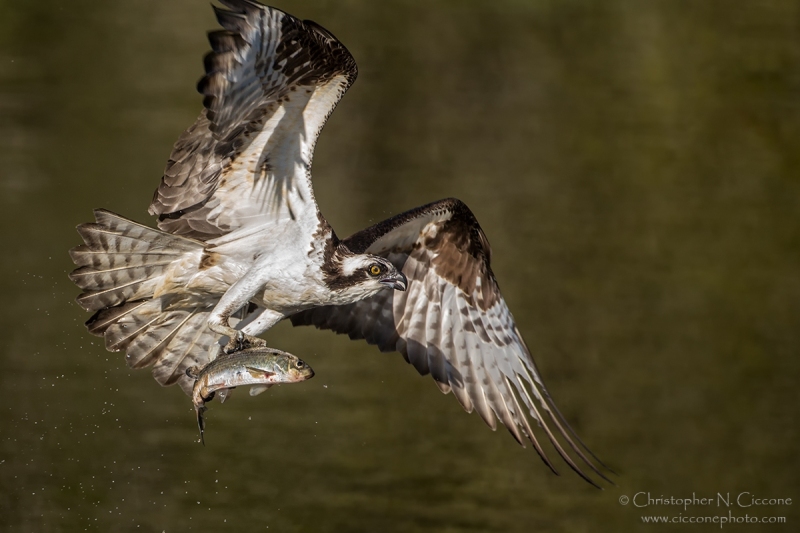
[292, 199, 612, 487]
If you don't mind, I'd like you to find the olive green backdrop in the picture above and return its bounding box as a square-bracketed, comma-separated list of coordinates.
[1, 0, 798, 531]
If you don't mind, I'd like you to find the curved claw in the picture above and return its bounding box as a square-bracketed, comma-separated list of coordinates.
[221, 331, 268, 354]
[221, 331, 245, 354]
[242, 334, 268, 348]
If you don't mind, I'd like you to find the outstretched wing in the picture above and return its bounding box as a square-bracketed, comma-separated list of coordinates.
[291, 198, 611, 486]
[149, 0, 357, 240]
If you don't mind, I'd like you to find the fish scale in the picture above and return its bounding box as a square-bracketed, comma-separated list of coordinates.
[187, 345, 314, 444]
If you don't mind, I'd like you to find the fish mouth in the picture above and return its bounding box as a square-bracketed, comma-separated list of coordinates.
[287, 368, 315, 382]
[380, 272, 407, 291]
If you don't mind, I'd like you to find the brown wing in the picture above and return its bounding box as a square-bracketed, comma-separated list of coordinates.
[291, 198, 611, 486]
[149, 0, 358, 240]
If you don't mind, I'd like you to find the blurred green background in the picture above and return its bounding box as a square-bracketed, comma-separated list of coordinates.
[1, 0, 798, 531]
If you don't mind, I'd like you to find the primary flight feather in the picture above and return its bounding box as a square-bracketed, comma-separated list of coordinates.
[69, 0, 610, 486]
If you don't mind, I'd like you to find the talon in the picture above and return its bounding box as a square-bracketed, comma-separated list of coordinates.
[221, 338, 239, 355]
[220, 332, 266, 354]
[220, 334, 240, 354]
[243, 334, 268, 348]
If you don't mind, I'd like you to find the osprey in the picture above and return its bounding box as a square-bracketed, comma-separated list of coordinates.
[69, 0, 610, 486]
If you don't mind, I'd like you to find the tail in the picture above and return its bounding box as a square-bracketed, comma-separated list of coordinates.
[196, 404, 207, 445]
[69, 209, 220, 394]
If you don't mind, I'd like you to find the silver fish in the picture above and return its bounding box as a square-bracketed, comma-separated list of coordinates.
[186, 346, 314, 444]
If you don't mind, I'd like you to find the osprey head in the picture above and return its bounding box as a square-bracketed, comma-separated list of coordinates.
[325, 254, 408, 302]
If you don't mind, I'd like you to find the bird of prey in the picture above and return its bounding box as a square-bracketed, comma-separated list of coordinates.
[69, 0, 610, 486]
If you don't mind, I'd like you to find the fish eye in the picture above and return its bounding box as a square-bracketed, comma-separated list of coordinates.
[368, 264, 382, 276]
[295, 360, 306, 369]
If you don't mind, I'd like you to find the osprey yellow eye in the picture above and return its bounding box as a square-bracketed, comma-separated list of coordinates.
[369, 264, 382, 276]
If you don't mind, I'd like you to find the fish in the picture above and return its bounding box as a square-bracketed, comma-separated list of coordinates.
[185, 346, 315, 444]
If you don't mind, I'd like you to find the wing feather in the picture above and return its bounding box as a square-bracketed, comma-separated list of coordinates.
[403, 273, 431, 375]
[150, 0, 358, 240]
[291, 198, 610, 486]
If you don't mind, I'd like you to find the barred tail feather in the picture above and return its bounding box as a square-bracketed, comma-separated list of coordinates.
[69, 209, 203, 312]
[71, 209, 220, 395]
[86, 302, 220, 395]
[152, 310, 222, 395]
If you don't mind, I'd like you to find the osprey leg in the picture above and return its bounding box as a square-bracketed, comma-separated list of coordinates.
[207, 271, 271, 353]
[239, 308, 283, 337]
[207, 320, 267, 354]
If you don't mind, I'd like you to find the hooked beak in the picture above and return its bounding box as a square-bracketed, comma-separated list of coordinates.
[380, 272, 407, 291]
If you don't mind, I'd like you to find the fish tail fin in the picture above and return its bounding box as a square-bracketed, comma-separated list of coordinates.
[196, 404, 207, 446]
